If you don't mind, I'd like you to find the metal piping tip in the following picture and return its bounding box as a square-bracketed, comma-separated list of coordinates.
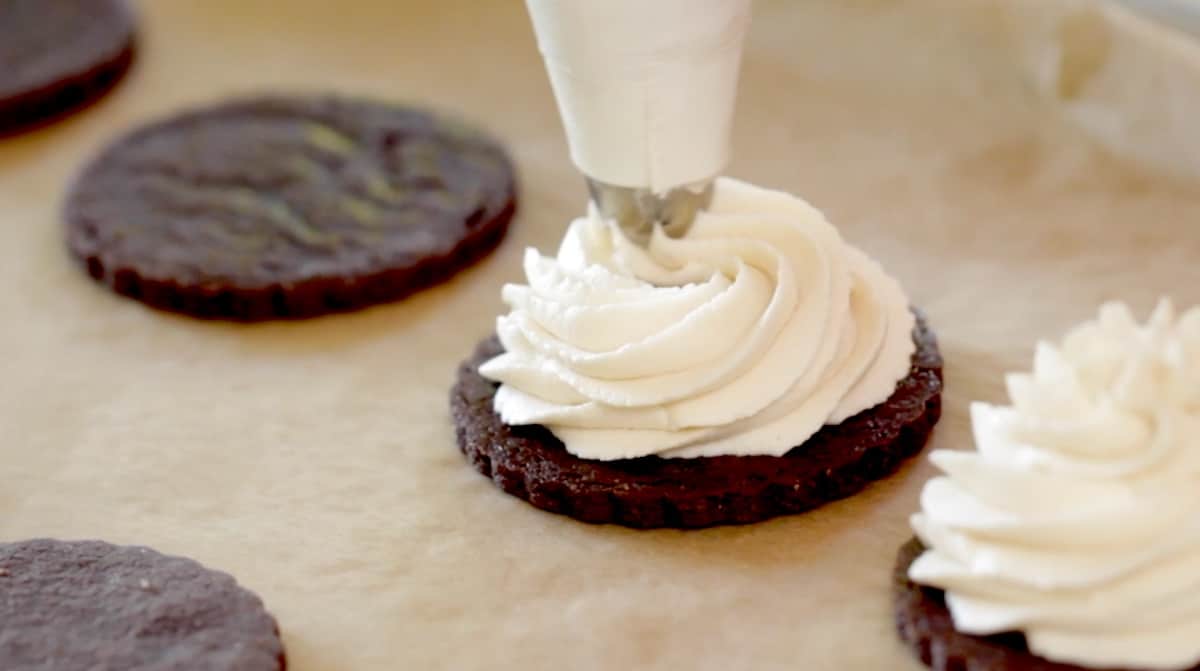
[586, 179, 714, 246]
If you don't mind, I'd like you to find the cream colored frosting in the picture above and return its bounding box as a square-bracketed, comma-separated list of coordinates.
[524, 0, 751, 192]
[910, 300, 1200, 670]
[479, 177, 915, 460]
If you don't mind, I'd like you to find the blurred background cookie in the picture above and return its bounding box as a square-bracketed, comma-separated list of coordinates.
[0, 0, 136, 136]
[65, 95, 517, 321]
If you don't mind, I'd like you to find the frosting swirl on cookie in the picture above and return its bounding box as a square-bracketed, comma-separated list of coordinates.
[910, 300, 1200, 670]
[479, 177, 915, 460]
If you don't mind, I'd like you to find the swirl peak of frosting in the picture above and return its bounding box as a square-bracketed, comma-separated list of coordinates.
[910, 299, 1200, 670]
[479, 177, 915, 460]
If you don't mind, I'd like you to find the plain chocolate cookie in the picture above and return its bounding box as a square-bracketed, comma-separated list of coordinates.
[893, 538, 1198, 671]
[65, 95, 516, 320]
[0, 538, 285, 671]
[0, 0, 136, 135]
[452, 311, 943, 529]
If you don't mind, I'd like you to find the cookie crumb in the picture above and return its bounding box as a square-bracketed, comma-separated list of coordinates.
[0, 568, 9, 577]
[138, 579, 151, 590]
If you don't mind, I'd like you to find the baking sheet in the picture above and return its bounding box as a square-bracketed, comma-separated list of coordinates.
[4, 1, 1200, 669]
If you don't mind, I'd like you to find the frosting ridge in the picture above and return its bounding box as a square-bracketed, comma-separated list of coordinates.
[910, 300, 1200, 670]
[479, 177, 915, 460]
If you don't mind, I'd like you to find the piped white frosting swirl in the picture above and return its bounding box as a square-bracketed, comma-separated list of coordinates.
[479, 177, 915, 460]
[910, 300, 1200, 670]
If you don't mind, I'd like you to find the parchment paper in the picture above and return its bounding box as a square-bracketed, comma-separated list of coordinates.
[4, 1, 1200, 669]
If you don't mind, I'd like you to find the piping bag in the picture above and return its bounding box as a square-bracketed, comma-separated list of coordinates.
[525, 0, 752, 244]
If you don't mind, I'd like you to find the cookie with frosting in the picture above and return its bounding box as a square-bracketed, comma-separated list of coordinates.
[896, 300, 1200, 670]
[452, 178, 942, 528]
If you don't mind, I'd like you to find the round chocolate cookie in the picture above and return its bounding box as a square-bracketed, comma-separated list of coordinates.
[0, 0, 136, 136]
[451, 311, 942, 529]
[893, 538, 1197, 671]
[65, 95, 516, 321]
[0, 538, 285, 670]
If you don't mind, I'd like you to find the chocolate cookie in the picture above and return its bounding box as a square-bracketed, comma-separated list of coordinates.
[0, 0, 136, 136]
[893, 538, 1197, 671]
[451, 311, 942, 529]
[0, 538, 285, 670]
[65, 95, 516, 321]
